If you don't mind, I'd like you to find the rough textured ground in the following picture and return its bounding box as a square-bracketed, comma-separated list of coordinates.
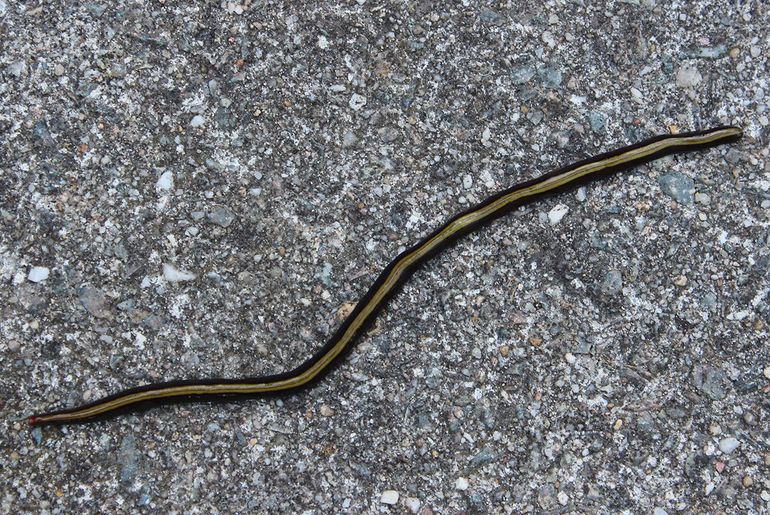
[1, 0, 768, 512]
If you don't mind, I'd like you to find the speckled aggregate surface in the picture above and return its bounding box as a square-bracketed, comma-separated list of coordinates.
[1, 0, 769, 513]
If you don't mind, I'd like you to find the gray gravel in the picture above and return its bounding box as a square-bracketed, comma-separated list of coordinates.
[2, 0, 769, 513]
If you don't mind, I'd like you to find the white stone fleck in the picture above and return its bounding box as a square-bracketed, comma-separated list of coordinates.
[317, 35, 329, 49]
[455, 477, 469, 490]
[349, 93, 367, 111]
[718, 437, 740, 454]
[676, 64, 703, 88]
[763, 365, 770, 380]
[694, 192, 710, 204]
[156, 171, 174, 192]
[548, 204, 569, 225]
[225, 2, 244, 14]
[190, 115, 205, 127]
[380, 490, 399, 505]
[13, 271, 26, 285]
[134, 332, 146, 350]
[28, 266, 50, 283]
[726, 310, 749, 321]
[542, 31, 557, 48]
[7, 61, 25, 77]
[163, 263, 197, 282]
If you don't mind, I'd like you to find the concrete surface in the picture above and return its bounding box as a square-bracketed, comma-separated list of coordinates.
[1, 0, 768, 512]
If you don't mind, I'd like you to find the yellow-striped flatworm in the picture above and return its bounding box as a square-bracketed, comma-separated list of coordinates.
[29, 125, 743, 426]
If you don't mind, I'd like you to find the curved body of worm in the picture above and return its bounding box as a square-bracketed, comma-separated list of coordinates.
[28, 125, 743, 426]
